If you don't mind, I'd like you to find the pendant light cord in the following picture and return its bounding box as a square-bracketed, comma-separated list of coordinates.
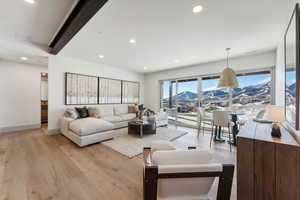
[226, 48, 231, 68]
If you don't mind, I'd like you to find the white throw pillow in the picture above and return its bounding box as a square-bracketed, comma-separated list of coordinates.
[64, 108, 79, 119]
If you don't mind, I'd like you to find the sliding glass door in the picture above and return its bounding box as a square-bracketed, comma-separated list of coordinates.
[160, 80, 177, 122]
[160, 78, 200, 127]
[176, 78, 199, 127]
[233, 70, 272, 118]
[202, 76, 229, 108]
[159, 68, 274, 128]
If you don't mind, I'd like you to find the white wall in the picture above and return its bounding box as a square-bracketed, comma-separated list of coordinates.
[144, 51, 276, 111]
[0, 60, 47, 132]
[48, 55, 144, 131]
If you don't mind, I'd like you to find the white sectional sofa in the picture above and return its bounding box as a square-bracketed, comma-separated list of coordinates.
[60, 104, 137, 147]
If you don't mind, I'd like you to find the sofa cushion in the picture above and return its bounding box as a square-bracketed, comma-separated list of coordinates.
[98, 105, 114, 118]
[69, 118, 113, 136]
[101, 116, 123, 123]
[88, 107, 101, 118]
[114, 104, 128, 115]
[119, 113, 136, 121]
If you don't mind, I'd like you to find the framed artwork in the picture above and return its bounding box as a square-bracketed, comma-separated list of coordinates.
[285, 4, 300, 130]
[122, 81, 140, 104]
[65, 72, 140, 105]
[99, 77, 122, 104]
[65, 72, 98, 105]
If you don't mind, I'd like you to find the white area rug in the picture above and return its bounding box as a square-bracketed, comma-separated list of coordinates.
[102, 127, 188, 158]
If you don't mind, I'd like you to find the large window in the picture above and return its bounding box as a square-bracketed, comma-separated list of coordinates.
[233, 71, 272, 118]
[159, 69, 273, 128]
[202, 76, 229, 107]
[176, 79, 199, 126]
[285, 70, 296, 125]
[160, 80, 177, 121]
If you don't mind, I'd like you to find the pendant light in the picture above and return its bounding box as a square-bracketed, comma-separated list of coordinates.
[218, 48, 239, 88]
[218, 48, 239, 106]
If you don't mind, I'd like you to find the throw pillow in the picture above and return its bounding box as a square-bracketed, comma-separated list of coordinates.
[64, 108, 79, 119]
[128, 105, 138, 113]
[88, 107, 101, 118]
[75, 107, 89, 118]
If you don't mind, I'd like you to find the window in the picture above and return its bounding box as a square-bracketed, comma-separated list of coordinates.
[176, 79, 199, 126]
[159, 68, 273, 128]
[202, 76, 229, 107]
[285, 70, 296, 126]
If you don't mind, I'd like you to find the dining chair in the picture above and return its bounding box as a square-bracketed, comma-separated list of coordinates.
[211, 111, 234, 152]
[196, 107, 213, 136]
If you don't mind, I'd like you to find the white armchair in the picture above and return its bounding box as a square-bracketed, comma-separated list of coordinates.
[143, 148, 234, 200]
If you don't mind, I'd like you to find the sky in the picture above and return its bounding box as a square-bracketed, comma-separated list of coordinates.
[162, 73, 277, 98]
[286, 71, 296, 86]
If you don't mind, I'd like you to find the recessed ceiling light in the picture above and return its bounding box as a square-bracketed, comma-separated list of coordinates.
[98, 54, 104, 59]
[143, 67, 148, 70]
[174, 59, 180, 63]
[193, 5, 203, 13]
[129, 39, 136, 44]
[20, 57, 28, 61]
[24, 0, 35, 4]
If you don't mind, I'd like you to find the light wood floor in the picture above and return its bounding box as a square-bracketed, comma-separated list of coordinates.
[0, 126, 236, 200]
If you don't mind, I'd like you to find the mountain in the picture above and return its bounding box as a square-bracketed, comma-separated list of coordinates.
[175, 91, 197, 101]
[163, 80, 272, 106]
[288, 83, 296, 96]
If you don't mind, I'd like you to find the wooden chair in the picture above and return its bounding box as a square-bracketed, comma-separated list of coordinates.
[143, 147, 234, 200]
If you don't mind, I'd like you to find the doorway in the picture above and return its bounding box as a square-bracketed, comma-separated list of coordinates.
[41, 72, 48, 128]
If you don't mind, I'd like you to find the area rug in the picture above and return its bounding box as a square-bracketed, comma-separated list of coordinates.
[102, 127, 188, 158]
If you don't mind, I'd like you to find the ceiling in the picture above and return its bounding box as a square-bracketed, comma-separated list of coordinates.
[0, 0, 77, 66]
[60, 0, 293, 73]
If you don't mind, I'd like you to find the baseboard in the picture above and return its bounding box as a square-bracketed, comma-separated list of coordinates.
[0, 124, 41, 133]
[47, 128, 61, 135]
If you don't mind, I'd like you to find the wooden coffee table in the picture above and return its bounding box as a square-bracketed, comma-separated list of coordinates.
[128, 120, 156, 138]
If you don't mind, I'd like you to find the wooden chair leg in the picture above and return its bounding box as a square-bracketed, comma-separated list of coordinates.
[217, 164, 234, 200]
[144, 166, 158, 200]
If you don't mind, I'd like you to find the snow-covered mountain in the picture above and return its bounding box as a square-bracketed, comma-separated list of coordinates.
[164, 81, 272, 105]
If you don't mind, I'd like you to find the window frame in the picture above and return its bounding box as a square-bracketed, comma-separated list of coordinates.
[159, 66, 275, 109]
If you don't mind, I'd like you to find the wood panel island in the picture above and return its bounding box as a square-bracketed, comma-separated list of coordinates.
[237, 120, 300, 200]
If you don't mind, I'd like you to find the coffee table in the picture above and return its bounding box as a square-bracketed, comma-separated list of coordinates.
[128, 120, 156, 138]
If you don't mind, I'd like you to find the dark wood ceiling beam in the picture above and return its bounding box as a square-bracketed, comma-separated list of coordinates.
[49, 0, 109, 55]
